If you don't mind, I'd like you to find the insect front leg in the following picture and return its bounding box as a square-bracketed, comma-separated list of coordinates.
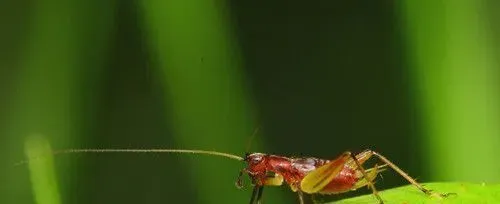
[236, 169, 246, 189]
[249, 185, 264, 204]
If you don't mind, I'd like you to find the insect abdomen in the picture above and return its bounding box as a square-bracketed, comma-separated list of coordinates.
[318, 167, 358, 194]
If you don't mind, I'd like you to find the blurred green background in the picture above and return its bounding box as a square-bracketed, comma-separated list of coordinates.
[1, 0, 499, 204]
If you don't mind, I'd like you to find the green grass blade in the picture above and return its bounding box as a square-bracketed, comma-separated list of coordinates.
[334, 183, 500, 204]
[24, 135, 61, 204]
[400, 0, 500, 182]
[141, 1, 289, 203]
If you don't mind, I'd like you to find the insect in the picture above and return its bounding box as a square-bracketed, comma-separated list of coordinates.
[35, 148, 450, 204]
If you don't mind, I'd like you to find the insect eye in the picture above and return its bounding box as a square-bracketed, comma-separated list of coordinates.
[252, 157, 262, 162]
[249, 154, 263, 163]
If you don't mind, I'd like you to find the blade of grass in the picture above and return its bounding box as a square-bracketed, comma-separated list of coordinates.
[24, 135, 61, 204]
[2, 1, 84, 202]
[334, 183, 500, 204]
[140, 1, 290, 203]
[400, 0, 500, 182]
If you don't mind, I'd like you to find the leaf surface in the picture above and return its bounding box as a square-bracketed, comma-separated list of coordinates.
[333, 183, 500, 204]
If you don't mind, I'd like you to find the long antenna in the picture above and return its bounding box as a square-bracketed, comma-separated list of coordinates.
[55, 149, 244, 161]
[16, 148, 243, 166]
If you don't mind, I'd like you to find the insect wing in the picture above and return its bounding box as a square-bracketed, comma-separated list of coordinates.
[300, 152, 350, 193]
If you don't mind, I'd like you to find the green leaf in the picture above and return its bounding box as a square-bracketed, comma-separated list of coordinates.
[334, 183, 500, 204]
[24, 135, 61, 204]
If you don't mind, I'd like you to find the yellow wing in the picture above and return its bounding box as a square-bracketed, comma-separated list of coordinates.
[300, 152, 350, 193]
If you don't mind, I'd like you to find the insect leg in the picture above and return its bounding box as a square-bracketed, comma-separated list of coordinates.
[236, 169, 245, 189]
[249, 185, 263, 204]
[257, 186, 264, 204]
[348, 152, 384, 204]
[369, 150, 452, 198]
[297, 190, 304, 204]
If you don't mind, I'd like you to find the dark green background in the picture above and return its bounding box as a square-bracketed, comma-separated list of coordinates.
[1, 1, 499, 204]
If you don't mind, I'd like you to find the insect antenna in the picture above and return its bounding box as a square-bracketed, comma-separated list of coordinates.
[62, 149, 242, 160]
[17, 148, 243, 166]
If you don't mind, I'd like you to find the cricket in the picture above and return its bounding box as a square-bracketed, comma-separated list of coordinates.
[27, 147, 450, 204]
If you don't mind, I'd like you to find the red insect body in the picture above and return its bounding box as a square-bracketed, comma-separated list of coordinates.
[239, 149, 451, 204]
[244, 151, 372, 195]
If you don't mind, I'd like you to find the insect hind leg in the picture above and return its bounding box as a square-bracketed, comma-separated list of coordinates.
[367, 150, 453, 198]
[348, 151, 384, 204]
